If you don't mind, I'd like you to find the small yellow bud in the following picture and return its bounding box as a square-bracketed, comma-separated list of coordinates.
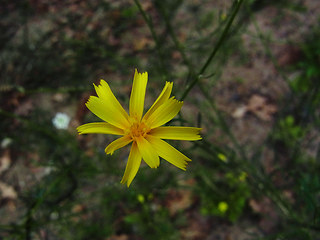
[218, 201, 228, 213]
[218, 153, 227, 162]
[137, 194, 145, 203]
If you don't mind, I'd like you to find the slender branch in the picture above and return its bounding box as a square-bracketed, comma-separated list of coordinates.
[133, 0, 168, 80]
[180, 0, 244, 100]
[199, 0, 244, 75]
[133, 0, 159, 46]
[158, 4, 195, 75]
[252, 16, 289, 82]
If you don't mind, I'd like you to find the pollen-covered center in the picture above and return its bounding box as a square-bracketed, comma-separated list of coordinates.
[127, 120, 150, 139]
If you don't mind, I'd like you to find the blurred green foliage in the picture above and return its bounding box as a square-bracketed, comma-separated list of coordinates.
[199, 170, 251, 222]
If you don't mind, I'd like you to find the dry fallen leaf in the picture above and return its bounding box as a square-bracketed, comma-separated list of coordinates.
[0, 182, 17, 200]
[52, 93, 67, 102]
[247, 94, 277, 121]
[0, 149, 11, 174]
[180, 212, 209, 240]
[232, 105, 248, 119]
[30, 166, 53, 180]
[249, 197, 279, 233]
[165, 189, 193, 216]
[277, 45, 302, 67]
[14, 98, 34, 116]
[106, 234, 128, 240]
[133, 37, 153, 51]
[72, 204, 86, 214]
[70, 204, 88, 223]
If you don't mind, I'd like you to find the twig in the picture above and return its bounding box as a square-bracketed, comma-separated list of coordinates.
[133, 0, 169, 80]
[180, 0, 245, 101]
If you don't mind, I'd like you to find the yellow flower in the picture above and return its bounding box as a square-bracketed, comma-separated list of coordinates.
[77, 69, 201, 187]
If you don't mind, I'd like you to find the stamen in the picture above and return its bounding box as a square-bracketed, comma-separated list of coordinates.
[126, 119, 150, 139]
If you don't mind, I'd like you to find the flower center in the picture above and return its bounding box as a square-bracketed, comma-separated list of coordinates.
[127, 118, 150, 139]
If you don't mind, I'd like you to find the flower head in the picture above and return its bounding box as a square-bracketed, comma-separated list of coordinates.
[77, 69, 201, 187]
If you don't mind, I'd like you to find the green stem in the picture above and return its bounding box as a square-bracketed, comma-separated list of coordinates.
[251, 15, 289, 82]
[158, 4, 195, 76]
[181, 0, 244, 101]
[133, 0, 168, 80]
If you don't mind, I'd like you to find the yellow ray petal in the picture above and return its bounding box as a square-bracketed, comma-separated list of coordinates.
[121, 142, 142, 187]
[136, 136, 159, 168]
[86, 96, 129, 129]
[146, 135, 191, 170]
[105, 135, 132, 155]
[77, 122, 124, 135]
[143, 81, 173, 121]
[94, 80, 129, 122]
[145, 97, 183, 129]
[149, 126, 202, 140]
[129, 69, 148, 121]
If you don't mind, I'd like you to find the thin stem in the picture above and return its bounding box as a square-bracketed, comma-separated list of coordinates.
[180, 0, 244, 101]
[133, 0, 159, 47]
[133, 0, 168, 80]
[251, 15, 289, 82]
[158, 4, 195, 75]
[197, 82, 248, 160]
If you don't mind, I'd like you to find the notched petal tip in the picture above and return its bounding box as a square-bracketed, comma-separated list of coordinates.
[120, 181, 131, 188]
[92, 79, 107, 88]
[169, 96, 184, 106]
[77, 129, 85, 135]
[120, 177, 131, 187]
[106, 149, 114, 155]
[173, 97, 183, 105]
[150, 164, 159, 169]
[142, 71, 148, 78]
[99, 79, 107, 84]
[85, 95, 95, 106]
[134, 68, 148, 76]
